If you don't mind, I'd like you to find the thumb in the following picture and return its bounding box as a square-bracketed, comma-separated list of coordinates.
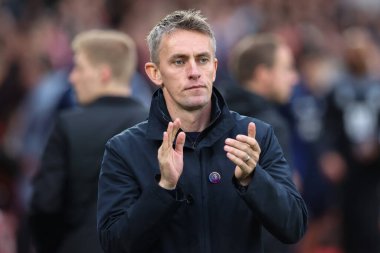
[248, 122, 256, 138]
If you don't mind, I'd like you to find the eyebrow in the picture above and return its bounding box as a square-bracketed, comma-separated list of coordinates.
[168, 54, 188, 61]
[168, 52, 212, 61]
[196, 52, 212, 58]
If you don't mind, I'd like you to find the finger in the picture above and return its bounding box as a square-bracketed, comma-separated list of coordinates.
[227, 152, 248, 168]
[224, 144, 249, 161]
[226, 152, 255, 181]
[166, 122, 174, 146]
[159, 131, 169, 156]
[225, 138, 251, 153]
[248, 122, 256, 139]
[235, 135, 260, 151]
[173, 118, 181, 128]
[175, 132, 186, 154]
[170, 118, 181, 142]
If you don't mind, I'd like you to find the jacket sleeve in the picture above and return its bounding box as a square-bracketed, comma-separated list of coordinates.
[97, 138, 183, 253]
[28, 119, 68, 253]
[238, 126, 308, 243]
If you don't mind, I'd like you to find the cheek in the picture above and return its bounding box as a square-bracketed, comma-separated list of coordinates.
[274, 69, 291, 87]
[75, 72, 94, 93]
[271, 71, 282, 88]
[205, 67, 216, 82]
[83, 69, 100, 84]
[69, 70, 76, 84]
[284, 71, 297, 90]
[161, 70, 182, 86]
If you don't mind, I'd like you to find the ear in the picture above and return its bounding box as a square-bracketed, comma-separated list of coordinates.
[212, 58, 218, 82]
[99, 65, 112, 84]
[254, 64, 271, 83]
[145, 62, 163, 87]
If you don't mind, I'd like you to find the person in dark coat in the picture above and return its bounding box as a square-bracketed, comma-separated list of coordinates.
[97, 10, 307, 253]
[28, 29, 148, 253]
[223, 34, 298, 253]
[224, 34, 297, 166]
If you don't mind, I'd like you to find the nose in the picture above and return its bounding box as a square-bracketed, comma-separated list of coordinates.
[291, 69, 299, 86]
[69, 69, 76, 86]
[187, 59, 201, 80]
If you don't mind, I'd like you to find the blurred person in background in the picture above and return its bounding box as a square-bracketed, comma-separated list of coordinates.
[286, 43, 344, 253]
[28, 29, 148, 253]
[224, 33, 298, 253]
[321, 26, 380, 253]
[0, 149, 19, 253]
[0, 10, 28, 142]
[3, 14, 75, 209]
[0, 13, 67, 253]
[224, 33, 297, 167]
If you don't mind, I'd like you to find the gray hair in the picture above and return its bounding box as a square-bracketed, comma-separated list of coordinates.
[147, 9, 216, 64]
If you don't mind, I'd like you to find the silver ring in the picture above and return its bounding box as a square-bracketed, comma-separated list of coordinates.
[244, 155, 250, 162]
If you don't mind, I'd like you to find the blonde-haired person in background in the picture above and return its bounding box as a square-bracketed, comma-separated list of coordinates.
[28, 29, 148, 253]
[70, 29, 137, 104]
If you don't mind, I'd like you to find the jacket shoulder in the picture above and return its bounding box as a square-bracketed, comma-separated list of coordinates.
[108, 120, 148, 145]
[230, 110, 272, 131]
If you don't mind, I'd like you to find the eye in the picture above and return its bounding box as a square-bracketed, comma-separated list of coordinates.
[199, 56, 210, 64]
[173, 59, 185, 65]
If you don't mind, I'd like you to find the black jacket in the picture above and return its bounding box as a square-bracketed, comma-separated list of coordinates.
[29, 96, 148, 253]
[223, 85, 292, 165]
[97, 88, 307, 253]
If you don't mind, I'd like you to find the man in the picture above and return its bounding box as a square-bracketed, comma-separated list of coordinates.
[97, 10, 307, 253]
[224, 34, 298, 253]
[29, 30, 148, 253]
[225, 34, 297, 165]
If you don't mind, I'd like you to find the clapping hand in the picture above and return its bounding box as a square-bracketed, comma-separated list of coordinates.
[224, 122, 261, 186]
[158, 118, 186, 190]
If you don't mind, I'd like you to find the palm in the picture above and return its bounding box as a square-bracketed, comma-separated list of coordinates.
[159, 143, 183, 181]
[157, 119, 186, 189]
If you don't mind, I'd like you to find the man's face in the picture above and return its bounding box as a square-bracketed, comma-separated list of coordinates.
[69, 51, 102, 104]
[152, 29, 217, 112]
[269, 45, 298, 104]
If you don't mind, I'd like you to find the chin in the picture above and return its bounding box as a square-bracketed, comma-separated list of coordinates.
[182, 98, 210, 111]
[77, 97, 92, 105]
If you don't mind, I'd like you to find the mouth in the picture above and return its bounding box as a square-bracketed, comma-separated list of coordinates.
[185, 85, 206, 90]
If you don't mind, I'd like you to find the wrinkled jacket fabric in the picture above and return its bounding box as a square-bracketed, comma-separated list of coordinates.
[97, 88, 307, 253]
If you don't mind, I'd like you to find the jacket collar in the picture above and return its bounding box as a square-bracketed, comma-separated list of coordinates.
[146, 87, 235, 148]
[86, 96, 138, 107]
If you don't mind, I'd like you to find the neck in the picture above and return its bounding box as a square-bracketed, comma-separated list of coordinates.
[167, 102, 212, 132]
[102, 82, 131, 97]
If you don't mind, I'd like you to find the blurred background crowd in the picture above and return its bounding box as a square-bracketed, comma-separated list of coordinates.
[1, 0, 380, 252]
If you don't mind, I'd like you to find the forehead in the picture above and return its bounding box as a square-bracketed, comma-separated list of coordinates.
[158, 29, 214, 58]
[74, 50, 86, 62]
[275, 44, 292, 63]
[74, 50, 93, 66]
